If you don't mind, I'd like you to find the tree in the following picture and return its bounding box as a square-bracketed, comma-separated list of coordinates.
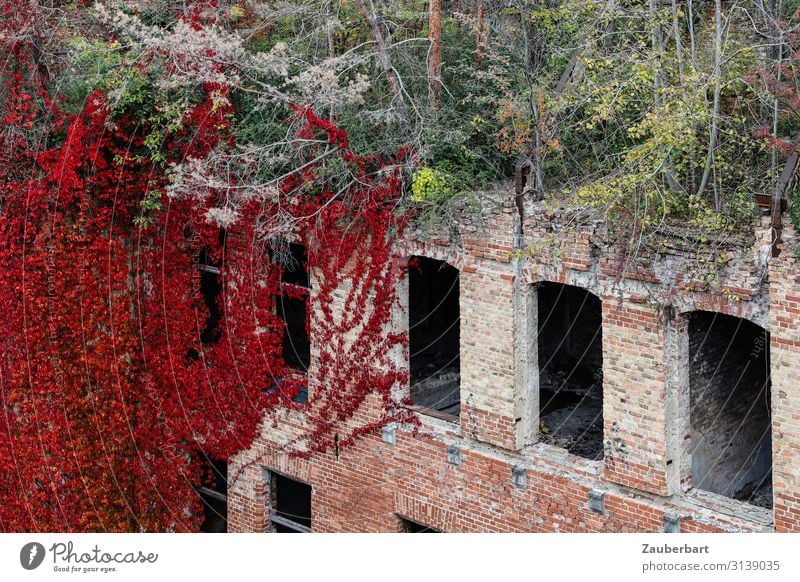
[428, 0, 443, 108]
[356, 0, 411, 123]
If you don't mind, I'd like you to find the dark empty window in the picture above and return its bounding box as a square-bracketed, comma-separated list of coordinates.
[275, 242, 310, 288]
[271, 242, 311, 373]
[264, 378, 308, 405]
[400, 517, 440, 533]
[197, 246, 223, 346]
[537, 282, 603, 460]
[688, 311, 771, 508]
[408, 257, 460, 420]
[198, 456, 228, 533]
[269, 472, 312, 533]
[277, 297, 309, 371]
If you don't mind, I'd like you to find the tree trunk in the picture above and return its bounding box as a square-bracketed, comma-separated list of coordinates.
[688, 0, 697, 66]
[428, 0, 443, 108]
[326, 0, 337, 121]
[475, 0, 485, 64]
[670, 0, 683, 77]
[768, 0, 779, 61]
[356, 0, 410, 123]
[695, 0, 722, 207]
[652, 0, 680, 193]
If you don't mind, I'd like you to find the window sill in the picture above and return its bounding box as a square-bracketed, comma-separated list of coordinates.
[682, 487, 773, 527]
[269, 514, 311, 533]
[409, 404, 459, 424]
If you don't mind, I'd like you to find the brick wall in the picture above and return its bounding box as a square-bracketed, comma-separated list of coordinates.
[602, 299, 671, 496]
[228, 399, 769, 533]
[769, 225, 800, 532]
[226, 195, 797, 533]
[459, 266, 518, 450]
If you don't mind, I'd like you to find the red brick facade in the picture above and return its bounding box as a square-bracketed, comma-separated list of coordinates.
[770, 226, 800, 533]
[227, 198, 797, 533]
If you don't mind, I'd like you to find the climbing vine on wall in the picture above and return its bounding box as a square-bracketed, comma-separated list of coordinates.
[0, 1, 413, 532]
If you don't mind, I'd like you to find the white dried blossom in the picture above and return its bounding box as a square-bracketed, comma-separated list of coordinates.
[361, 107, 405, 125]
[95, 2, 298, 102]
[252, 1, 311, 21]
[250, 42, 291, 78]
[289, 58, 371, 108]
[205, 206, 240, 229]
[166, 157, 227, 200]
[96, 4, 248, 88]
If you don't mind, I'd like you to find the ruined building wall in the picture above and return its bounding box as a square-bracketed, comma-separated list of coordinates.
[688, 312, 771, 502]
[226, 192, 799, 533]
[769, 225, 800, 532]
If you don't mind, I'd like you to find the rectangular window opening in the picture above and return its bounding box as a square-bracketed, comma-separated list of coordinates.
[689, 311, 772, 509]
[198, 246, 223, 345]
[537, 282, 604, 460]
[198, 456, 228, 533]
[268, 472, 312, 533]
[270, 241, 311, 374]
[408, 256, 460, 421]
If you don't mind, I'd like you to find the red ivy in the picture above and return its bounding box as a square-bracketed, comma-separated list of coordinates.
[0, 4, 414, 532]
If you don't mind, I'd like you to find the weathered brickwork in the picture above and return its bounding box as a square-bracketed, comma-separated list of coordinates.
[229, 398, 770, 533]
[602, 300, 671, 496]
[769, 225, 800, 533]
[227, 194, 798, 533]
[458, 266, 518, 449]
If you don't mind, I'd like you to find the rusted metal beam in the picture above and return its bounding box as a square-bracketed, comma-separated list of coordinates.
[770, 134, 800, 257]
[755, 193, 787, 211]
